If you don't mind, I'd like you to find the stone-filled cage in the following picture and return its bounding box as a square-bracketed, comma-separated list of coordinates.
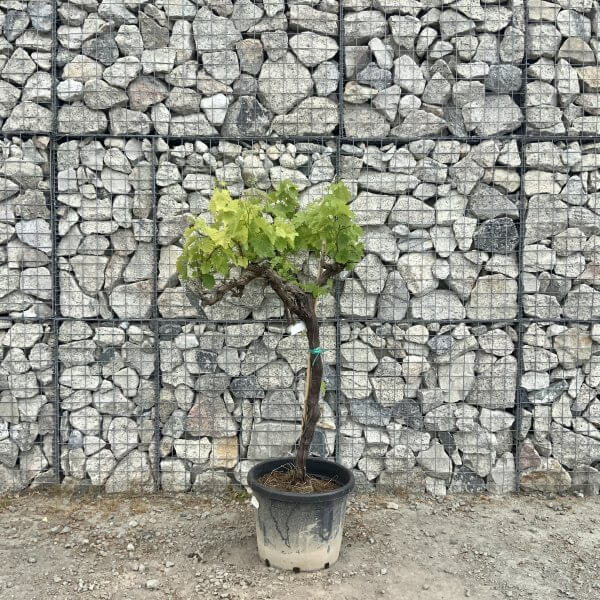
[1, 0, 600, 497]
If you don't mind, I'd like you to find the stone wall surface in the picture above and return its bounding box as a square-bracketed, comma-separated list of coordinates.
[1, 0, 600, 497]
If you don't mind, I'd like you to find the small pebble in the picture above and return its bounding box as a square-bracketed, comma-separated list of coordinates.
[386, 502, 399, 510]
[127, 543, 135, 551]
[380, 568, 387, 575]
[146, 579, 159, 590]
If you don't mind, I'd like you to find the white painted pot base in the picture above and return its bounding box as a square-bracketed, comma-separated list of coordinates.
[256, 523, 343, 571]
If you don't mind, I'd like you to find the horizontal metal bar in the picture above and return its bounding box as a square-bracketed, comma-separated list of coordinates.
[5, 129, 600, 147]
[3, 314, 600, 327]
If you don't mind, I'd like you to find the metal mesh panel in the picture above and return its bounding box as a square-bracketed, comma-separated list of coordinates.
[342, 0, 525, 139]
[0, 3, 53, 135]
[339, 322, 518, 494]
[0, 0, 598, 496]
[0, 319, 56, 491]
[519, 140, 600, 494]
[56, 137, 156, 320]
[57, 319, 157, 492]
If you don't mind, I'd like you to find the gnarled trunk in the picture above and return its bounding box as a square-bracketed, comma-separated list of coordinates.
[295, 307, 322, 481]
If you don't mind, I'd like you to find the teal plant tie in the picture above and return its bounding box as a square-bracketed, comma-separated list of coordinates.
[310, 347, 323, 365]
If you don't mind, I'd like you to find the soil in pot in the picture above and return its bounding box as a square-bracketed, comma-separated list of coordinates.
[258, 465, 341, 494]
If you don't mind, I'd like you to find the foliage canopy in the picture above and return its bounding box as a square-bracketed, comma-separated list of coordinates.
[176, 180, 364, 299]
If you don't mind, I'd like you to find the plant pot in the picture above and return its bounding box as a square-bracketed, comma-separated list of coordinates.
[247, 457, 354, 572]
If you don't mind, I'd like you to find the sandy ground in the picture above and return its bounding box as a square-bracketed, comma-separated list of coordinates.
[0, 489, 598, 600]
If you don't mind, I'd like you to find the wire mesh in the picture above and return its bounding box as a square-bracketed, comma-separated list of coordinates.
[342, 0, 525, 139]
[0, 319, 56, 492]
[0, 0, 598, 496]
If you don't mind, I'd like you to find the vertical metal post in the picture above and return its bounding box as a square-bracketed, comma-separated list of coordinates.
[332, 3, 345, 463]
[49, 0, 61, 484]
[150, 138, 162, 491]
[513, 0, 530, 493]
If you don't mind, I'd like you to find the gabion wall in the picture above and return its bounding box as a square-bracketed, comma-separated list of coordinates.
[1, 0, 600, 497]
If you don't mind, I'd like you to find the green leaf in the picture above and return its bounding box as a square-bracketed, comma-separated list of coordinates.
[176, 179, 364, 299]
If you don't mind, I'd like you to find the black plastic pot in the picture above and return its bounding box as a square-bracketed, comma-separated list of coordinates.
[247, 457, 354, 571]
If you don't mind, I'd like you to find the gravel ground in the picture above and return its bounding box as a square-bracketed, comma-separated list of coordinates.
[1, 490, 598, 600]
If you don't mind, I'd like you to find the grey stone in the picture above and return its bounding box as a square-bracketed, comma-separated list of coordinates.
[473, 218, 519, 254]
[222, 96, 271, 136]
[349, 398, 391, 427]
[550, 423, 600, 469]
[438, 352, 476, 404]
[485, 65, 523, 94]
[393, 55, 425, 95]
[247, 421, 299, 459]
[261, 390, 301, 421]
[450, 466, 486, 493]
[103, 57, 142, 89]
[86, 449, 116, 486]
[563, 284, 600, 320]
[15, 219, 52, 253]
[467, 275, 518, 320]
[69, 406, 102, 437]
[468, 356, 517, 409]
[161, 458, 191, 492]
[465, 95, 523, 136]
[4, 102, 53, 133]
[109, 281, 153, 319]
[289, 5, 338, 36]
[417, 441, 453, 481]
[3, 49, 36, 86]
[344, 10, 385, 43]
[193, 7, 243, 52]
[29, 3, 52, 32]
[392, 109, 447, 138]
[368, 38, 394, 70]
[106, 417, 138, 460]
[377, 272, 409, 321]
[258, 53, 313, 115]
[185, 396, 238, 437]
[230, 375, 265, 400]
[169, 113, 217, 136]
[272, 97, 338, 135]
[410, 290, 466, 321]
[261, 30, 287, 61]
[105, 449, 153, 493]
[384, 445, 415, 473]
[469, 184, 518, 220]
[82, 34, 119, 66]
[357, 62, 392, 91]
[231, 0, 264, 31]
[236, 39, 264, 75]
[571, 465, 600, 496]
[289, 32, 338, 68]
[58, 104, 108, 134]
[203, 50, 240, 85]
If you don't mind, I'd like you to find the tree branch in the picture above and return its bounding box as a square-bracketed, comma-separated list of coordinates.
[316, 261, 344, 287]
[185, 270, 259, 306]
[248, 263, 312, 322]
[185, 258, 341, 320]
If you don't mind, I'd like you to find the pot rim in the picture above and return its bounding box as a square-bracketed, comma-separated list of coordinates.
[247, 457, 355, 504]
